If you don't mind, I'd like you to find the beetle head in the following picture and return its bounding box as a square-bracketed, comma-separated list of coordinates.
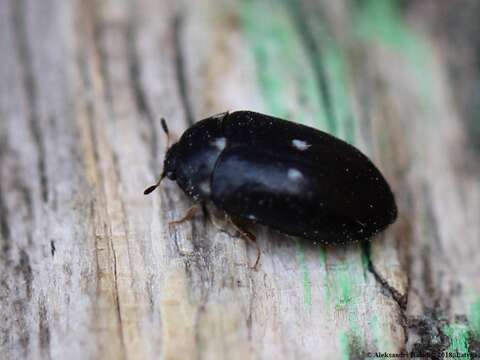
[163, 142, 178, 180]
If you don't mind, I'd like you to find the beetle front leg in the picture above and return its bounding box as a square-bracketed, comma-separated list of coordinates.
[169, 204, 202, 226]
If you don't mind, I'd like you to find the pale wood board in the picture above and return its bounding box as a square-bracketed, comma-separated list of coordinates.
[0, 0, 479, 359]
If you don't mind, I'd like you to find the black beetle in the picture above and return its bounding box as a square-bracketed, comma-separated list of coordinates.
[145, 111, 397, 261]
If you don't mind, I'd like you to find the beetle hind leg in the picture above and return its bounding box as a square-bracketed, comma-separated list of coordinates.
[228, 216, 261, 271]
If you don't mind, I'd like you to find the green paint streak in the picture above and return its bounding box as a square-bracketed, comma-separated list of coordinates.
[333, 268, 353, 309]
[242, 0, 358, 142]
[371, 314, 394, 352]
[355, 0, 415, 51]
[283, 0, 356, 142]
[282, 0, 336, 134]
[328, 263, 366, 350]
[444, 324, 470, 358]
[319, 246, 330, 303]
[469, 297, 480, 338]
[348, 322, 363, 354]
[322, 48, 355, 143]
[371, 315, 382, 349]
[240, 0, 329, 129]
[353, 0, 432, 112]
[297, 242, 312, 307]
[339, 331, 350, 360]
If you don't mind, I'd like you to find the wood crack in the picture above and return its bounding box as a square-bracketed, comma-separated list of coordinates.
[11, 0, 49, 203]
[363, 241, 409, 346]
[15, 249, 33, 300]
[38, 299, 52, 360]
[126, 15, 160, 174]
[284, 0, 335, 131]
[173, 14, 194, 125]
[110, 238, 128, 360]
[0, 141, 11, 250]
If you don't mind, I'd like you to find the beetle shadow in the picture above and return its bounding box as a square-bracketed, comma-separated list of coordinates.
[261, 226, 380, 276]
[202, 203, 373, 271]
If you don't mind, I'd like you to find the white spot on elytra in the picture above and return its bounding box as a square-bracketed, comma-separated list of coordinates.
[288, 168, 303, 181]
[247, 214, 257, 221]
[212, 137, 227, 150]
[292, 139, 311, 151]
[211, 111, 229, 119]
[199, 181, 211, 195]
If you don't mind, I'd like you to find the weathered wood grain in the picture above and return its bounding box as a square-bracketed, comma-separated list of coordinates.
[1, 0, 479, 359]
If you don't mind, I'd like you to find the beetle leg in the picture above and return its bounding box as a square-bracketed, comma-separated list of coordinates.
[228, 217, 261, 271]
[209, 214, 226, 232]
[169, 204, 201, 226]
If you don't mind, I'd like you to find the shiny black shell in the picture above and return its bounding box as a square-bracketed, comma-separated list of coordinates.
[163, 111, 397, 244]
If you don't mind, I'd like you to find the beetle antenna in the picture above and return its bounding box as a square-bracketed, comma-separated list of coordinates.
[143, 118, 170, 195]
[144, 171, 166, 195]
[160, 118, 170, 150]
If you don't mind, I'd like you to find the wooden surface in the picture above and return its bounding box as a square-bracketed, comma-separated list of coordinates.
[1, 0, 479, 359]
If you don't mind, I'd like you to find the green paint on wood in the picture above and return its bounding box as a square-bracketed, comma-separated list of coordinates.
[353, 0, 433, 113]
[469, 297, 480, 338]
[443, 324, 470, 358]
[282, 0, 336, 134]
[348, 322, 364, 355]
[371, 314, 394, 352]
[320, 264, 364, 356]
[339, 331, 350, 360]
[355, 0, 415, 51]
[240, 0, 329, 129]
[338, 327, 365, 359]
[332, 267, 353, 309]
[282, 0, 356, 142]
[319, 246, 330, 303]
[241, 0, 358, 142]
[328, 263, 365, 349]
[353, 0, 429, 76]
[323, 49, 355, 143]
[297, 242, 312, 307]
